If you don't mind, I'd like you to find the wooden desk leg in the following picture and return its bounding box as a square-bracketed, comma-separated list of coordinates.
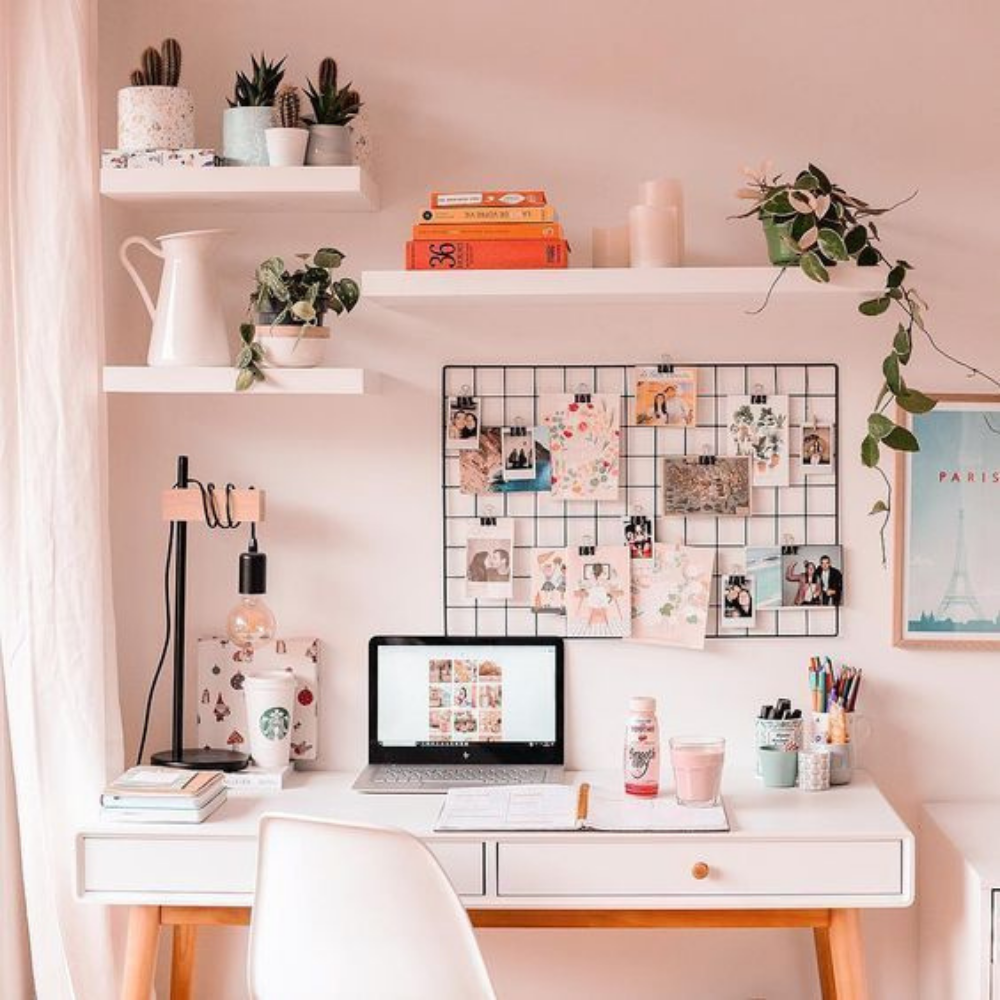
[813, 922, 838, 1000]
[121, 906, 161, 1000]
[828, 908, 869, 1000]
[170, 924, 197, 1000]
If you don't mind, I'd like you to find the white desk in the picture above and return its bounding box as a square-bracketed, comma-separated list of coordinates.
[77, 769, 913, 1000]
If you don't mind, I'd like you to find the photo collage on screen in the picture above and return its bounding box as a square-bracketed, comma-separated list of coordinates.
[427, 658, 503, 743]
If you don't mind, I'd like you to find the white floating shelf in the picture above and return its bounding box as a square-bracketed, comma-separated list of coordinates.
[361, 266, 884, 306]
[100, 165, 378, 211]
[103, 366, 378, 395]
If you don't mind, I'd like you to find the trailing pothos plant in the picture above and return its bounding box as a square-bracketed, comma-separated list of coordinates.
[734, 162, 999, 561]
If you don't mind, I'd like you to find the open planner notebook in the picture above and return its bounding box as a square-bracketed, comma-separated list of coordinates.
[435, 783, 729, 833]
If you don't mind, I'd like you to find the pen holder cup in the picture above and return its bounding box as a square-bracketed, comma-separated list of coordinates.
[754, 717, 803, 776]
[809, 712, 871, 782]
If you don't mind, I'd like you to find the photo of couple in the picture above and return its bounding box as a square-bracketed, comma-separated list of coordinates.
[446, 397, 481, 451]
[721, 575, 756, 626]
[465, 525, 515, 600]
[784, 551, 844, 607]
[634, 367, 698, 427]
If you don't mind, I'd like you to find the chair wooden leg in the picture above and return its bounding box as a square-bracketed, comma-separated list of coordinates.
[813, 922, 838, 1000]
[170, 924, 197, 1000]
[121, 906, 161, 1000]
[828, 908, 869, 1000]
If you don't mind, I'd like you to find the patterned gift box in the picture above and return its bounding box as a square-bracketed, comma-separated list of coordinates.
[101, 148, 219, 169]
[196, 637, 319, 760]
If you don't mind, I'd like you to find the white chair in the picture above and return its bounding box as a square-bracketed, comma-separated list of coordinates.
[247, 813, 497, 1000]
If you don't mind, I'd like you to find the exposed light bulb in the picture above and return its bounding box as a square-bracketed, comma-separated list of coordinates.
[226, 595, 276, 649]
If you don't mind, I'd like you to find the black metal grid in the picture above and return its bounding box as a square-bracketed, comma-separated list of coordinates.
[442, 363, 840, 640]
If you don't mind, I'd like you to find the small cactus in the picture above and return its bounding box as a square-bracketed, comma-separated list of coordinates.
[274, 85, 302, 129]
[141, 46, 163, 86]
[318, 57, 337, 93]
[129, 69, 145, 87]
[161, 38, 182, 87]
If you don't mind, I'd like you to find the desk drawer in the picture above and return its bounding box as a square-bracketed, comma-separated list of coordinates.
[82, 836, 485, 898]
[497, 840, 901, 898]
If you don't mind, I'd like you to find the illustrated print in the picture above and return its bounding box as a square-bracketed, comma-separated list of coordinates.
[566, 545, 632, 638]
[530, 548, 568, 614]
[230, 670, 245, 690]
[630, 543, 715, 649]
[662, 456, 752, 517]
[541, 394, 621, 501]
[726, 395, 790, 487]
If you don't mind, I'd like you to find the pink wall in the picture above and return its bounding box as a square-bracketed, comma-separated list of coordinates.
[98, 1, 1000, 996]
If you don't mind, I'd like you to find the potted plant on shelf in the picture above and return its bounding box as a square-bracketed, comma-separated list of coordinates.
[117, 38, 194, 153]
[264, 85, 308, 167]
[236, 248, 361, 389]
[223, 53, 286, 166]
[303, 57, 361, 165]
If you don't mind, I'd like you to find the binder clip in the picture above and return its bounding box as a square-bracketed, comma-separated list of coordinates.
[656, 354, 675, 375]
[578, 535, 596, 556]
[507, 418, 528, 438]
[574, 383, 592, 405]
[781, 534, 798, 556]
[728, 574, 747, 587]
[479, 505, 497, 528]
[698, 447, 717, 466]
[751, 383, 768, 406]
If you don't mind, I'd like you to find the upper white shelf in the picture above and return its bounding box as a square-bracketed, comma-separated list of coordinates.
[103, 366, 378, 395]
[100, 165, 378, 212]
[361, 266, 884, 306]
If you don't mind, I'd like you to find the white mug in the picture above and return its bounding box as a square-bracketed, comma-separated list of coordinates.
[243, 670, 295, 768]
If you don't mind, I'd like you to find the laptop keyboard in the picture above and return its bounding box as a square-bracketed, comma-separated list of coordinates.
[371, 765, 547, 787]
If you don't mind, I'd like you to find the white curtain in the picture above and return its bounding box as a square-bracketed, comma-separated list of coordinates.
[0, 0, 125, 998]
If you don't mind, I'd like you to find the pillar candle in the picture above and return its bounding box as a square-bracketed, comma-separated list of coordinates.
[640, 178, 685, 263]
[628, 204, 680, 268]
[592, 225, 630, 267]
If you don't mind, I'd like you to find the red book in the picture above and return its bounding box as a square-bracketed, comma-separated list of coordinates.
[406, 239, 569, 270]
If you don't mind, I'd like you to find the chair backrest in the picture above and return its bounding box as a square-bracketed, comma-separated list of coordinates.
[248, 813, 496, 1000]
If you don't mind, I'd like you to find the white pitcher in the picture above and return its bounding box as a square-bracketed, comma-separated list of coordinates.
[120, 229, 232, 367]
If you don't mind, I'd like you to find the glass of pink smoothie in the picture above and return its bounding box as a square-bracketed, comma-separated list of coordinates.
[669, 737, 726, 807]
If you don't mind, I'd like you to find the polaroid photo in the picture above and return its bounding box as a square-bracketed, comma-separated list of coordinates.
[801, 424, 835, 474]
[746, 546, 782, 610]
[726, 394, 790, 487]
[634, 366, 698, 427]
[662, 456, 752, 517]
[501, 427, 536, 482]
[781, 545, 844, 607]
[465, 518, 515, 600]
[445, 396, 481, 452]
[566, 545, 631, 638]
[529, 548, 568, 615]
[541, 393, 621, 501]
[623, 515, 654, 560]
[721, 574, 757, 628]
[630, 543, 715, 649]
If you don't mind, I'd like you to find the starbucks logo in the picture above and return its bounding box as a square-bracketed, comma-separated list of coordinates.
[259, 707, 290, 741]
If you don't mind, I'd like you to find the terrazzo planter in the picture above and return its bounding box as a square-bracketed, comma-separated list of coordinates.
[117, 86, 195, 152]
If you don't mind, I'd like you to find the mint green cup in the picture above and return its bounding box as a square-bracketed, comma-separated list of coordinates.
[758, 746, 798, 788]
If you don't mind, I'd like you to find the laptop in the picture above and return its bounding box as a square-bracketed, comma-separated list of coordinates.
[353, 635, 564, 793]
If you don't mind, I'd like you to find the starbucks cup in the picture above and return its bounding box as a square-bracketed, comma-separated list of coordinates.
[243, 670, 295, 768]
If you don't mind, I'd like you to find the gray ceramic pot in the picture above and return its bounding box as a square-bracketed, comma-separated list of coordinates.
[305, 124, 352, 166]
[222, 107, 273, 166]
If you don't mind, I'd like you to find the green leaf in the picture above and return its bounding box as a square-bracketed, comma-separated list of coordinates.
[788, 190, 815, 214]
[763, 192, 793, 217]
[868, 413, 896, 439]
[237, 345, 253, 367]
[817, 228, 849, 261]
[861, 434, 880, 468]
[844, 225, 868, 255]
[857, 245, 880, 266]
[235, 369, 256, 392]
[794, 172, 819, 191]
[883, 426, 920, 452]
[897, 388, 937, 414]
[883, 353, 901, 393]
[893, 324, 912, 363]
[869, 500, 889, 515]
[239, 322, 255, 345]
[799, 251, 829, 283]
[807, 163, 832, 192]
[333, 277, 360, 312]
[790, 212, 815, 241]
[314, 247, 344, 269]
[887, 265, 906, 289]
[859, 296, 891, 316]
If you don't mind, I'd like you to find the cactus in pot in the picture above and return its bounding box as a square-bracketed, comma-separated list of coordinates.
[265, 85, 309, 166]
[117, 38, 194, 153]
[303, 57, 362, 166]
[223, 53, 287, 166]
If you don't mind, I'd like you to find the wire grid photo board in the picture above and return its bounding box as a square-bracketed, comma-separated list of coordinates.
[442, 363, 840, 640]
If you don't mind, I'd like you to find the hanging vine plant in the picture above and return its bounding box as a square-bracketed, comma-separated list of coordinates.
[733, 162, 1000, 561]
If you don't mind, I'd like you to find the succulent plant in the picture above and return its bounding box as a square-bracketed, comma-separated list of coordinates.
[274, 85, 302, 129]
[141, 46, 163, 86]
[228, 53, 287, 108]
[304, 56, 361, 126]
[161, 38, 182, 87]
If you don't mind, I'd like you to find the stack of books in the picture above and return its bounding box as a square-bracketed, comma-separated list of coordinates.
[407, 189, 569, 270]
[101, 767, 227, 824]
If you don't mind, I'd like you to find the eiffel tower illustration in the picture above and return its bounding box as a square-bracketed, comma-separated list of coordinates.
[937, 508, 983, 622]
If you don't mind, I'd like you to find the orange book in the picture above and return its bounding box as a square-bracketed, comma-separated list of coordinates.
[412, 222, 563, 241]
[419, 205, 556, 224]
[406, 239, 569, 270]
[430, 190, 547, 208]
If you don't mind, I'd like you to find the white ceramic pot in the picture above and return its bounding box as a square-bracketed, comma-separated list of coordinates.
[264, 127, 309, 167]
[222, 107, 273, 166]
[117, 86, 195, 152]
[255, 325, 330, 368]
[305, 124, 352, 166]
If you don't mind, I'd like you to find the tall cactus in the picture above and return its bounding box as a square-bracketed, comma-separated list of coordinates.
[274, 85, 301, 129]
[318, 57, 337, 93]
[161, 38, 182, 87]
[141, 46, 163, 86]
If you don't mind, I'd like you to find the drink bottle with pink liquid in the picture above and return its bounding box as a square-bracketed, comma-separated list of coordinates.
[624, 696, 660, 796]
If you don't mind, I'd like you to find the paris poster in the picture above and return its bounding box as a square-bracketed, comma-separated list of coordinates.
[894, 395, 1000, 647]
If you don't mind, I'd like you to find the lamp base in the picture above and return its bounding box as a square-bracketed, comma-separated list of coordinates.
[150, 747, 250, 772]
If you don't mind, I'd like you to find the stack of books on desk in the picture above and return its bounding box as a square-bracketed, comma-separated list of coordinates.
[406, 189, 569, 270]
[101, 767, 227, 824]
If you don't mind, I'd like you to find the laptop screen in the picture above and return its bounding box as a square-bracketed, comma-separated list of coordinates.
[368, 636, 564, 765]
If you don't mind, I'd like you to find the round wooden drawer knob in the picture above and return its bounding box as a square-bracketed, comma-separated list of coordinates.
[691, 862, 710, 880]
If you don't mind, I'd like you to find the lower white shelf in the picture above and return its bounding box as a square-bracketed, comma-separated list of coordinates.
[103, 366, 378, 395]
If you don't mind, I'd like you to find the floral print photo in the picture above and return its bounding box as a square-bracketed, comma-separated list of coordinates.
[541, 393, 621, 501]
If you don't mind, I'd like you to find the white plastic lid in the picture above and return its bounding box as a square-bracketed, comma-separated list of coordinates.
[629, 696, 656, 713]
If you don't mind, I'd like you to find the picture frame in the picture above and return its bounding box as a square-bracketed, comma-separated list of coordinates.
[893, 393, 1000, 648]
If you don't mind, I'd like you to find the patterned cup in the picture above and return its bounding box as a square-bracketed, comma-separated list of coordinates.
[798, 748, 831, 791]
